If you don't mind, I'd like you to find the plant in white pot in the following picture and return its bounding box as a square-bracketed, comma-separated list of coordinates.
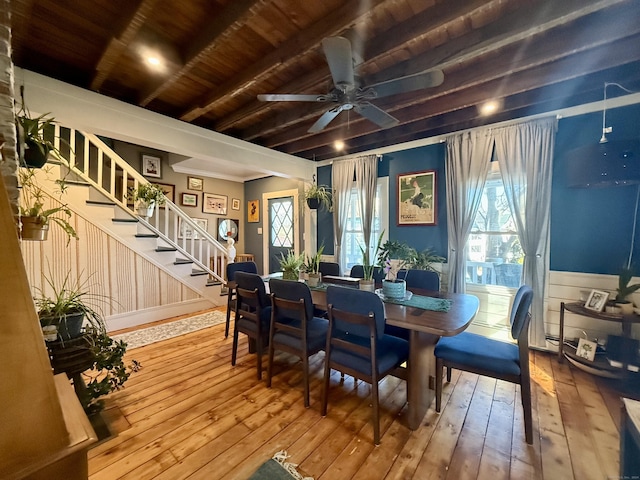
[128, 183, 167, 217]
[358, 231, 384, 292]
[615, 267, 640, 314]
[303, 245, 324, 287]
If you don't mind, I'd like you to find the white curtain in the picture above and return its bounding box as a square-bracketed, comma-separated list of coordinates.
[332, 158, 356, 268]
[354, 155, 379, 253]
[494, 117, 557, 348]
[445, 130, 493, 293]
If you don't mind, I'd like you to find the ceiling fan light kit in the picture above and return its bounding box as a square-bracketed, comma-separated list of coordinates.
[258, 36, 444, 134]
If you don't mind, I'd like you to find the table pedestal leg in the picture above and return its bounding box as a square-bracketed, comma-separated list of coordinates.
[407, 330, 440, 430]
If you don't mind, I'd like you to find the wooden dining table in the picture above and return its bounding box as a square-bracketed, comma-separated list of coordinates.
[310, 285, 479, 430]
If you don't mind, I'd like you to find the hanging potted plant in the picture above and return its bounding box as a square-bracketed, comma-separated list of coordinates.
[303, 245, 324, 287]
[304, 183, 333, 211]
[278, 250, 304, 281]
[128, 182, 167, 217]
[19, 167, 78, 243]
[15, 87, 67, 168]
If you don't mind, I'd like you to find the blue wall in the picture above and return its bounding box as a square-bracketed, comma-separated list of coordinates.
[315, 102, 640, 275]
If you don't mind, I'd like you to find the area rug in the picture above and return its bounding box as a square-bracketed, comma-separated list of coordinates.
[111, 310, 226, 349]
[248, 451, 313, 480]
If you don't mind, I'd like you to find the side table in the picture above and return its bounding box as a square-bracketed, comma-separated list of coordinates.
[46, 334, 95, 405]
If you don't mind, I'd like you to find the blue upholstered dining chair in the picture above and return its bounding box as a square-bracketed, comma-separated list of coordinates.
[322, 286, 409, 445]
[434, 285, 535, 444]
[349, 265, 385, 283]
[225, 261, 258, 338]
[232, 272, 272, 380]
[397, 269, 440, 291]
[319, 261, 341, 278]
[268, 279, 329, 407]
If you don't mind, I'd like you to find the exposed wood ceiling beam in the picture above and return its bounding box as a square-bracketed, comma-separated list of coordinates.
[289, 33, 640, 159]
[138, 0, 265, 106]
[90, 0, 160, 91]
[179, 0, 391, 122]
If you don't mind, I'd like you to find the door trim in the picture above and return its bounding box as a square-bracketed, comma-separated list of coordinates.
[262, 188, 300, 274]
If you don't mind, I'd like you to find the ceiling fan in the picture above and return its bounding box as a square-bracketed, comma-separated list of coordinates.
[257, 36, 444, 133]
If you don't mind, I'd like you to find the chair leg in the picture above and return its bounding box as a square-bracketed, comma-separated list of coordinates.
[520, 377, 534, 445]
[256, 335, 263, 380]
[435, 357, 443, 413]
[224, 295, 233, 338]
[446, 366, 452, 382]
[302, 355, 310, 408]
[266, 334, 275, 388]
[372, 378, 380, 445]
[321, 358, 331, 416]
[231, 326, 239, 366]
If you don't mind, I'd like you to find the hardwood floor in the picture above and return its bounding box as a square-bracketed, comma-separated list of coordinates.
[89, 309, 626, 479]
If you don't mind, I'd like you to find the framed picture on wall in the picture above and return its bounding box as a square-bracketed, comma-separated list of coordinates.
[202, 193, 228, 215]
[397, 170, 436, 225]
[248, 199, 259, 222]
[178, 217, 208, 240]
[180, 192, 198, 207]
[187, 176, 203, 191]
[232, 198, 240, 210]
[154, 182, 175, 206]
[141, 154, 161, 178]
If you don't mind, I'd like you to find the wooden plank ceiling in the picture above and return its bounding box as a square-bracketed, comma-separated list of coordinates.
[10, 0, 640, 161]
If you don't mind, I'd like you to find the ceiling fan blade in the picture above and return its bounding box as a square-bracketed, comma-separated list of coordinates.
[322, 37, 355, 90]
[308, 105, 344, 133]
[354, 102, 399, 129]
[370, 70, 444, 98]
[258, 94, 327, 102]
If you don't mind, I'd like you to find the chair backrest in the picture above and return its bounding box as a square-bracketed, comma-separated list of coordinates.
[226, 261, 258, 281]
[397, 269, 440, 291]
[326, 286, 385, 340]
[510, 285, 534, 342]
[349, 265, 385, 283]
[234, 271, 269, 308]
[319, 261, 341, 277]
[269, 278, 314, 321]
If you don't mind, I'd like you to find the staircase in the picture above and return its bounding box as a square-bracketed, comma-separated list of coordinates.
[34, 125, 229, 304]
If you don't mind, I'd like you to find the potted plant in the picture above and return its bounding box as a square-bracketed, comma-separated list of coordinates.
[405, 247, 445, 272]
[304, 183, 333, 211]
[615, 266, 640, 314]
[303, 245, 324, 287]
[19, 167, 78, 243]
[15, 88, 68, 168]
[34, 272, 108, 341]
[358, 231, 385, 291]
[278, 250, 305, 280]
[128, 182, 167, 217]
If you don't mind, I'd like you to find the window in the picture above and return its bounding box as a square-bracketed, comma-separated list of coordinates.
[466, 162, 523, 287]
[343, 178, 389, 273]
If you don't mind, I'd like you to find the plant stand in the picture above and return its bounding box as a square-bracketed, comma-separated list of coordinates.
[45, 334, 95, 406]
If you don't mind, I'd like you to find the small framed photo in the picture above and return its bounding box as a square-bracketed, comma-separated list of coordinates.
[181, 192, 198, 207]
[232, 198, 241, 211]
[248, 199, 259, 223]
[584, 289, 609, 312]
[203, 192, 228, 215]
[178, 217, 208, 240]
[141, 154, 162, 178]
[576, 338, 597, 362]
[397, 170, 437, 225]
[187, 176, 203, 191]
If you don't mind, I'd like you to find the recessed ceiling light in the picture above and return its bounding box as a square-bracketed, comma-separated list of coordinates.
[146, 56, 161, 66]
[334, 140, 344, 151]
[479, 100, 500, 116]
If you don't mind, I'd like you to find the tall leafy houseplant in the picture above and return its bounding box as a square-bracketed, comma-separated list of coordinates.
[358, 230, 385, 290]
[615, 267, 640, 314]
[303, 245, 324, 287]
[128, 183, 167, 217]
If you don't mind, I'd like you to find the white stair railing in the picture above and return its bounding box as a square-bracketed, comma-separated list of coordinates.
[52, 124, 228, 282]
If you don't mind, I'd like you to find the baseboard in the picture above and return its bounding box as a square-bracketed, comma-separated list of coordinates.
[105, 298, 215, 332]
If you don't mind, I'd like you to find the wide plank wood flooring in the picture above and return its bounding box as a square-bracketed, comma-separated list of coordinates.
[89, 308, 628, 479]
